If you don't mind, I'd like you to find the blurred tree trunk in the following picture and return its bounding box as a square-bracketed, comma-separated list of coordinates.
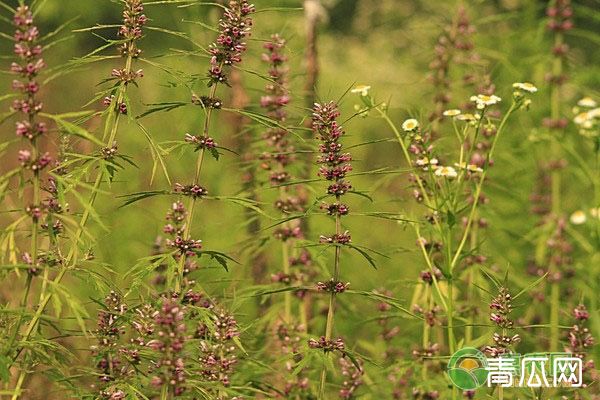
[302, 0, 325, 327]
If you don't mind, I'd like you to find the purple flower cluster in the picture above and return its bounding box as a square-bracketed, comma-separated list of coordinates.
[339, 357, 363, 399]
[197, 310, 240, 388]
[147, 296, 187, 397]
[185, 133, 217, 152]
[274, 324, 311, 396]
[412, 389, 440, 399]
[118, 0, 147, 58]
[102, 1, 146, 113]
[319, 231, 352, 245]
[543, 0, 572, 128]
[485, 287, 521, 357]
[259, 36, 303, 216]
[191, 94, 222, 109]
[260, 35, 290, 120]
[207, 0, 255, 87]
[316, 279, 349, 293]
[411, 342, 440, 359]
[163, 201, 202, 258]
[10, 5, 69, 275]
[11, 6, 48, 162]
[308, 336, 345, 353]
[418, 268, 443, 285]
[428, 6, 479, 129]
[314, 102, 353, 197]
[566, 304, 595, 375]
[174, 183, 208, 199]
[273, 226, 302, 242]
[374, 289, 401, 349]
[258, 35, 311, 297]
[321, 202, 349, 216]
[546, 0, 573, 32]
[90, 292, 132, 398]
[412, 304, 442, 328]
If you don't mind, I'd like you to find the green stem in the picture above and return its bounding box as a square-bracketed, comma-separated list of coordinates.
[465, 219, 478, 344]
[449, 103, 517, 271]
[447, 278, 456, 354]
[176, 79, 220, 293]
[318, 196, 342, 399]
[10, 371, 25, 400]
[421, 284, 431, 381]
[280, 186, 292, 324]
[548, 29, 563, 353]
[160, 384, 169, 400]
[282, 240, 292, 324]
[550, 278, 560, 352]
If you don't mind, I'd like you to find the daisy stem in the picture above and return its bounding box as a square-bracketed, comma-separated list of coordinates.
[465, 216, 478, 344]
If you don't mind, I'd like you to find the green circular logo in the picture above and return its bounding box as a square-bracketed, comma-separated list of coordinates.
[447, 347, 489, 390]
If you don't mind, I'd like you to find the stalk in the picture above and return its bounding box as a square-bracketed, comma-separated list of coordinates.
[548, 29, 563, 353]
[447, 279, 456, 355]
[160, 385, 168, 400]
[319, 199, 341, 397]
[464, 218, 478, 344]
[281, 212, 292, 324]
[175, 82, 219, 294]
[421, 284, 431, 381]
[449, 103, 517, 271]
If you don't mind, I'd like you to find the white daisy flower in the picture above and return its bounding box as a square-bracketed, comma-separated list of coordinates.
[456, 113, 480, 123]
[577, 96, 597, 108]
[470, 94, 502, 109]
[402, 118, 419, 132]
[574, 111, 590, 126]
[415, 157, 429, 167]
[512, 82, 538, 93]
[443, 109, 461, 117]
[434, 166, 458, 178]
[569, 210, 587, 225]
[351, 85, 371, 97]
[454, 162, 483, 173]
[590, 207, 600, 219]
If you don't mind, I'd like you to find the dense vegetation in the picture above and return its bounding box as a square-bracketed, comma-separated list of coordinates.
[0, 0, 598, 399]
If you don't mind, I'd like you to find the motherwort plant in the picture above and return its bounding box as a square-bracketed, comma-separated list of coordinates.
[306, 101, 362, 398]
[172, 0, 255, 293]
[2, 1, 149, 395]
[1, 3, 60, 373]
[259, 34, 304, 324]
[0, 4, 73, 397]
[258, 34, 314, 329]
[540, 0, 575, 353]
